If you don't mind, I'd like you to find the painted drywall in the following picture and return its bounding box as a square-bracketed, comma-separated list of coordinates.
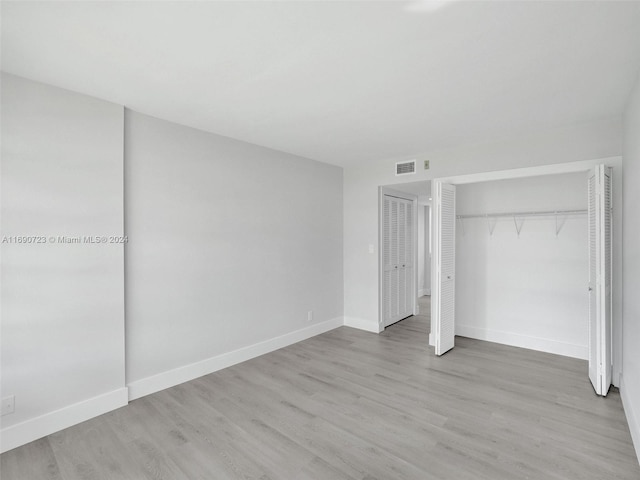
[417, 205, 426, 295]
[424, 205, 431, 295]
[417, 205, 431, 297]
[124, 111, 343, 397]
[0, 74, 127, 452]
[455, 173, 588, 359]
[622, 73, 640, 462]
[344, 117, 622, 332]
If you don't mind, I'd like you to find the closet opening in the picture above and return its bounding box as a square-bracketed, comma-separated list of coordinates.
[429, 158, 622, 397]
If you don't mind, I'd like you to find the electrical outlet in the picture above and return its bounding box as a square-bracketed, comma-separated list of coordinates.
[1, 395, 15, 416]
[307, 310, 313, 323]
[424, 160, 430, 170]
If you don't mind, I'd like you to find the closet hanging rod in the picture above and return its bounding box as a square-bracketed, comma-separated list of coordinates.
[456, 209, 587, 220]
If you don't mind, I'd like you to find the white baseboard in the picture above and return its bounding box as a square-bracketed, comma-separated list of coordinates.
[455, 324, 588, 360]
[128, 317, 344, 401]
[419, 289, 431, 297]
[343, 316, 382, 333]
[429, 332, 435, 346]
[620, 374, 640, 466]
[0, 387, 128, 454]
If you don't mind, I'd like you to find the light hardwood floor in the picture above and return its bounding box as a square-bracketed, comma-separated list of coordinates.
[2, 296, 639, 479]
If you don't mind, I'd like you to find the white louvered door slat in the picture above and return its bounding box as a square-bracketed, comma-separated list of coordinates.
[434, 182, 456, 355]
[588, 165, 612, 396]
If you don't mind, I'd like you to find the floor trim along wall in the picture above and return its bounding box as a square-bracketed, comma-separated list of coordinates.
[0, 387, 129, 454]
[455, 324, 588, 360]
[343, 316, 382, 333]
[127, 317, 344, 401]
[621, 374, 640, 465]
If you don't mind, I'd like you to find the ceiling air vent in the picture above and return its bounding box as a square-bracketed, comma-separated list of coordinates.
[395, 160, 416, 176]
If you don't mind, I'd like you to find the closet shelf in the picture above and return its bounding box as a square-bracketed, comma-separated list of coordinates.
[456, 209, 586, 220]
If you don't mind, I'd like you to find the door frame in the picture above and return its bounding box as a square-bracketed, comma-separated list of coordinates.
[378, 187, 419, 332]
[429, 156, 622, 386]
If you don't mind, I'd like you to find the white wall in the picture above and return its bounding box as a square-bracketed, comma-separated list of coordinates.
[417, 205, 431, 297]
[0, 74, 127, 452]
[455, 173, 588, 359]
[424, 205, 431, 295]
[622, 73, 640, 462]
[124, 111, 344, 398]
[417, 205, 426, 295]
[343, 117, 622, 333]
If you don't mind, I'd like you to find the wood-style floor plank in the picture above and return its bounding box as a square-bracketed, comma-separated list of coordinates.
[2, 296, 639, 479]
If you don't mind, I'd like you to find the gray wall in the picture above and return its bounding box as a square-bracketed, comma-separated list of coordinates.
[1, 74, 127, 450]
[124, 111, 343, 394]
[623, 73, 640, 459]
[0, 76, 344, 451]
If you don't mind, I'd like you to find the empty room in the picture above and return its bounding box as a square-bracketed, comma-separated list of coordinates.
[2, 1, 640, 479]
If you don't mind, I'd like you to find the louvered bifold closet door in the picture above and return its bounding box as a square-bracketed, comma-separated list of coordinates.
[402, 199, 414, 319]
[383, 196, 401, 325]
[383, 194, 416, 327]
[435, 182, 456, 355]
[588, 171, 598, 392]
[601, 167, 613, 393]
[383, 196, 393, 323]
[398, 200, 407, 317]
[383, 196, 400, 324]
[588, 165, 613, 396]
[390, 198, 400, 321]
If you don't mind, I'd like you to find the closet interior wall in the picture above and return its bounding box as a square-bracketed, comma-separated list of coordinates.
[454, 172, 590, 359]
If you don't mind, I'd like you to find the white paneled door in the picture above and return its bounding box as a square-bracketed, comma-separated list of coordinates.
[588, 165, 613, 396]
[383, 194, 416, 327]
[433, 182, 456, 356]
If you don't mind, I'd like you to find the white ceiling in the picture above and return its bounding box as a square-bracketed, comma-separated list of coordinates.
[3, 1, 640, 167]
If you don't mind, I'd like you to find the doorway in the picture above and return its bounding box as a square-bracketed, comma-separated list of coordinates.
[379, 188, 417, 327]
[379, 182, 433, 331]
